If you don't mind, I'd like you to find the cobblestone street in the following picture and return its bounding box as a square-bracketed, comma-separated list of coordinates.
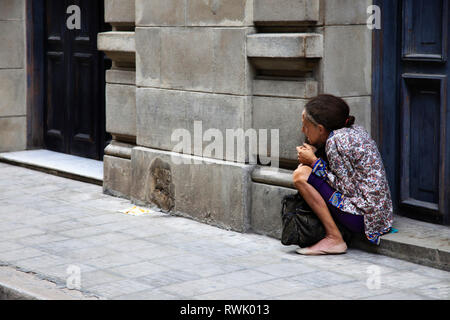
[0, 163, 448, 300]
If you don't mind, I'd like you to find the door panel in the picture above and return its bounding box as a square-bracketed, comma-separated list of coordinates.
[400, 75, 446, 212]
[402, 0, 448, 61]
[374, 0, 450, 224]
[43, 0, 108, 160]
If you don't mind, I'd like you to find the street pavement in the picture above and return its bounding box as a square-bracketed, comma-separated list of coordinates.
[0, 162, 448, 300]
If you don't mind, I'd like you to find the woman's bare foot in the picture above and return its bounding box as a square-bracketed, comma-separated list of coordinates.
[296, 235, 347, 255]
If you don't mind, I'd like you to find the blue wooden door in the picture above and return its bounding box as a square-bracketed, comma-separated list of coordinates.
[373, 0, 450, 224]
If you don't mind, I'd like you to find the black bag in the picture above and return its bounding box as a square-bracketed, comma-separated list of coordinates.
[280, 192, 352, 248]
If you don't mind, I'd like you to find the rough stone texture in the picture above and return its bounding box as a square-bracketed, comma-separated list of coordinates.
[136, 27, 253, 95]
[186, 0, 253, 26]
[136, 87, 252, 162]
[252, 96, 307, 162]
[324, 0, 372, 25]
[106, 83, 136, 137]
[105, 0, 135, 25]
[0, 117, 26, 152]
[0, 69, 25, 117]
[247, 33, 323, 59]
[322, 25, 372, 97]
[254, 0, 320, 25]
[135, 0, 186, 26]
[251, 182, 295, 239]
[0, 20, 24, 69]
[0, 0, 24, 20]
[130, 147, 253, 232]
[103, 155, 132, 199]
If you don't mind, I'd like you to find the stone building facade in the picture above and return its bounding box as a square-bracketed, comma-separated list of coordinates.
[1, 0, 449, 237]
[100, 0, 372, 237]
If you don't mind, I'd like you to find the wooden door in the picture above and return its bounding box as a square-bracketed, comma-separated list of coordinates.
[44, 0, 110, 160]
[373, 0, 450, 224]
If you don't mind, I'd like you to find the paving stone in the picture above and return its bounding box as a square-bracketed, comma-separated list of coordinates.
[0, 227, 46, 240]
[380, 271, 443, 290]
[254, 262, 316, 278]
[136, 270, 201, 288]
[365, 291, 429, 300]
[108, 261, 167, 278]
[0, 247, 47, 262]
[0, 241, 23, 253]
[114, 288, 182, 300]
[241, 278, 316, 298]
[412, 282, 450, 300]
[88, 279, 153, 299]
[193, 287, 267, 300]
[79, 270, 125, 290]
[170, 262, 245, 278]
[290, 270, 356, 288]
[16, 234, 70, 246]
[83, 253, 143, 269]
[160, 277, 235, 298]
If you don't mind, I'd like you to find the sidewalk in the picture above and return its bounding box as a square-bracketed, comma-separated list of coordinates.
[0, 162, 448, 300]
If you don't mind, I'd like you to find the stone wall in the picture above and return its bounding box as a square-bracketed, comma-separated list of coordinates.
[0, 0, 26, 152]
[101, 0, 374, 236]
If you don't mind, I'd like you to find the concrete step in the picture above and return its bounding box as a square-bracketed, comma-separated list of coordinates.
[0, 149, 103, 185]
[251, 166, 450, 272]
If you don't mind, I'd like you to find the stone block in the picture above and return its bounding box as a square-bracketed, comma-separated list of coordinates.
[130, 147, 253, 232]
[213, 28, 254, 95]
[97, 32, 135, 67]
[253, 79, 318, 99]
[247, 33, 323, 58]
[103, 155, 132, 199]
[323, 25, 372, 96]
[324, 0, 372, 25]
[252, 96, 307, 162]
[251, 182, 296, 239]
[135, 0, 185, 26]
[160, 28, 214, 92]
[254, 0, 320, 25]
[186, 0, 253, 26]
[0, 21, 24, 68]
[136, 87, 252, 162]
[0, 69, 25, 117]
[105, 0, 135, 26]
[136, 27, 252, 95]
[106, 69, 136, 85]
[0, 0, 24, 20]
[106, 83, 136, 137]
[0, 116, 26, 152]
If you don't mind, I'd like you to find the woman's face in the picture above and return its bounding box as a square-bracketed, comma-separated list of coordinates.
[302, 110, 324, 146]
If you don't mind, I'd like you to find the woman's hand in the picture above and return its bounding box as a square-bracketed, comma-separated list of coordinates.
[297, 143, 318, 167]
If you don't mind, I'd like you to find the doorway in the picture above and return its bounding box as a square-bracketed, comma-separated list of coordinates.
[28, 0, 111, 161]
[373, 0, 450, 224]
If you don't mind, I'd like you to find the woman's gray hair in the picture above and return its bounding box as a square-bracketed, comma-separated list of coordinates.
[304, 109, 319, 126]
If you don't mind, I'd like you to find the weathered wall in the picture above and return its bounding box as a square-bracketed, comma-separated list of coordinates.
[0, 0, 27, 152]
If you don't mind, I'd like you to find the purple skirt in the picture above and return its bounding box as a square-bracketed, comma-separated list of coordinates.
[307, 173, 365, 234]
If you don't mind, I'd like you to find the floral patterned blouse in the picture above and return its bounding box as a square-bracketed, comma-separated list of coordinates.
[311, 125, 394, 245]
